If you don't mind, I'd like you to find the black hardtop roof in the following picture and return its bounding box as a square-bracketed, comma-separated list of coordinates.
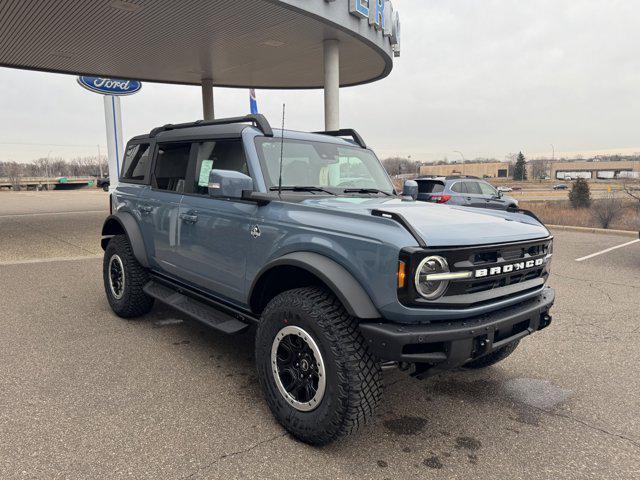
[127, 115, 368, 148]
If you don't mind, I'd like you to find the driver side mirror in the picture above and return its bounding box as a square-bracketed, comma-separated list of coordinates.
[402, 180, 419, 201]
[208, 169, 253, 199]
[496, 190, 503, 198]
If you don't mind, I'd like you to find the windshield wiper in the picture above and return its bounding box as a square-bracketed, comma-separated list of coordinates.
[269, 186, 336, 195]
[343, 188, 393, 196]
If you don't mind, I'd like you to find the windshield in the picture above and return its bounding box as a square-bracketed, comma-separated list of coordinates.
[255, 137, 395, 195]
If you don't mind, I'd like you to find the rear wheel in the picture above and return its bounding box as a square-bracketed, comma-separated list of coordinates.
[255, 287, 382, 445]
[463, 340, 520, 369]
[103, 234, 154, 318]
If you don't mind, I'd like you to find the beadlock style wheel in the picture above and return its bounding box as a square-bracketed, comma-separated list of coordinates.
[108, 254, 125, 300]
[271, 325, 327, 412]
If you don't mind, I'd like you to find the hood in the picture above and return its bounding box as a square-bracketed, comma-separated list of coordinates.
[301, 197, 550, 247]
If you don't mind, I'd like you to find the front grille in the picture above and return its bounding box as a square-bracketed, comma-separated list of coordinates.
[449, 267, 546, 296]
[445, 239, 550, 297]
[398, 237, 552, 309]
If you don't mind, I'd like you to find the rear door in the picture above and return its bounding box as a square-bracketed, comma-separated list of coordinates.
[139, 142, 193, 276]
[449, 180, 471, 206]
[175, 139, 258, 304]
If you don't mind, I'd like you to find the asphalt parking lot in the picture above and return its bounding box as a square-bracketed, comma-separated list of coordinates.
[1, 190, 638, 479]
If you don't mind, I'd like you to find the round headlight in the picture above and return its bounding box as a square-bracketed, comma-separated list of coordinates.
[415, 255, 450, 300]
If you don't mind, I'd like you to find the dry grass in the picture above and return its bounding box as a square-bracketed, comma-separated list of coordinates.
[521, 200, 640, 231]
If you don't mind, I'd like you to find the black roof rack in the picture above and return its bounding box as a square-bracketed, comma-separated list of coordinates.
[444, 175, 480, 180]
[313, 129, 367, 149]
[149, 114, 273, 138]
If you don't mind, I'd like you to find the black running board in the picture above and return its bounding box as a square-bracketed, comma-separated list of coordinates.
[143, 281, 250, 335]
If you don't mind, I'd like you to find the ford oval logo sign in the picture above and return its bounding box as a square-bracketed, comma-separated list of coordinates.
[77, 76, 141, 96]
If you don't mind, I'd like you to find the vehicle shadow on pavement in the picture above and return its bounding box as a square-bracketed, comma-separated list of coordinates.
[133, 302, 579, 477]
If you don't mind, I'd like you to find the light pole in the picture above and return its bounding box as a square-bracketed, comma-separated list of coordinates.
[454, 150, 465, 175]
[98, 144, 103, 178]
[45, 150, 51, 190]
[548, 144, 555, 181]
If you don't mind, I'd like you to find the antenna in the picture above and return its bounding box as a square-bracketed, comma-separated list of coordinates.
[278, 103, 285, 196]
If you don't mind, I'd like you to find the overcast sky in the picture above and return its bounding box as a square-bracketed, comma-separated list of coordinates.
[1, 0, 638, 163]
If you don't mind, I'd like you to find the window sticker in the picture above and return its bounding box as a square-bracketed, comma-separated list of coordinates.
[198, 159, 214, 187]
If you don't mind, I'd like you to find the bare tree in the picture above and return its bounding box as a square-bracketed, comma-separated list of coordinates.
[5, 161, 23, 191]
[622, 178, 640, 203]
[382, 157, 417, 176]
[591, 194, 624, 229]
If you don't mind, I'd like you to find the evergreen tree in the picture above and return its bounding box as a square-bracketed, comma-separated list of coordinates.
[569, 178, 591, 208]
[513, 151, 528, 181]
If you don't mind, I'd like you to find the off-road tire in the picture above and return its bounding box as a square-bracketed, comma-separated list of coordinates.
[463, 339, 521, 369]
[255, 287, 382, 445]
[103, 234, 154, 318]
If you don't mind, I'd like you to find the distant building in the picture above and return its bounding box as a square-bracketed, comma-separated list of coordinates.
[550, 160, 639, 180]
[419, 162, 510, 178]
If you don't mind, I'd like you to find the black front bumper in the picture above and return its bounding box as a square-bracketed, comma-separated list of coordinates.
[359, 287, 555, 373]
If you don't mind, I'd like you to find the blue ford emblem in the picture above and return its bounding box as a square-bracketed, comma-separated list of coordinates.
[77, 76, 141, 96]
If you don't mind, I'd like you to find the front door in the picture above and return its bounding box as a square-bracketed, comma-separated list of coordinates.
[463, 180, 487, 208]
[478, 181, 507, 210]
[175, 139, 257, 304]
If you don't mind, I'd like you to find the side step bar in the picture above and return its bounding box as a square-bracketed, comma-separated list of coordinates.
[143, 281, 250, 335]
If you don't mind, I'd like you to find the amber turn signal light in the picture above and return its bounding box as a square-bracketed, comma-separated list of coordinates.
[397, 261, 406, 289]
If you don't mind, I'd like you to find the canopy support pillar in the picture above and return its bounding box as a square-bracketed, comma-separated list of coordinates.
[323, 39, 340, 131]
[202, 79, 214, 120]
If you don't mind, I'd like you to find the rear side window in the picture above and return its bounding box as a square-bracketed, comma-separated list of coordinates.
[464, 181, 483, 194]
[417, 181, 444, 194]
[121, 143, 151, 182]
[451, 181, 467, 194]
[153, 143, 192, 192]
[190, 140, 249, 195]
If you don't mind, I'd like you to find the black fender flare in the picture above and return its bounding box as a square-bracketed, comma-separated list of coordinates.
[101, 212, 149, 268]
[250, 252, 380, 319]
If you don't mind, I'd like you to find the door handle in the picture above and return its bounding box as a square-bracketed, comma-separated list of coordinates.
[179, 213, 198, 224]
[139, 205, 153, 214]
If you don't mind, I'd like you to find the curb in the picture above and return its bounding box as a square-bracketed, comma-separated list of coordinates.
[547, 224, 638, 237]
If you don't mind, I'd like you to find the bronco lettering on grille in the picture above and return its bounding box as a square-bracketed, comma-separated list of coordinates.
[475, 258, 545, 278]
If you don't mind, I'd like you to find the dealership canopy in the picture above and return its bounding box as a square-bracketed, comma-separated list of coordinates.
[0, 0, 400, 186]
[0, 0, 399, 122]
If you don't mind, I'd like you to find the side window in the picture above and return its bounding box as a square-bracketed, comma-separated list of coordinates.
[464, 181, 483, 195]
[190, 140, 249, 195]
[479, 182, 497, 196]
[451, 182, 467, 194]
[153, 143, 192, 192]
[120, 143, 151, 182]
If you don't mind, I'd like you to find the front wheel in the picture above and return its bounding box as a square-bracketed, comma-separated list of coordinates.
[103, 234, 154, 318]
[255, 287, 382, 445]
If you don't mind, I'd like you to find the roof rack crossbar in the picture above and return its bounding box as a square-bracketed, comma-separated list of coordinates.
[313, 129, 367, 149]
[149, 114, 273, 138]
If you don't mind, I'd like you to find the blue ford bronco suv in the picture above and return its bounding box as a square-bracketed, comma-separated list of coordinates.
[101, 115, 554, 445]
